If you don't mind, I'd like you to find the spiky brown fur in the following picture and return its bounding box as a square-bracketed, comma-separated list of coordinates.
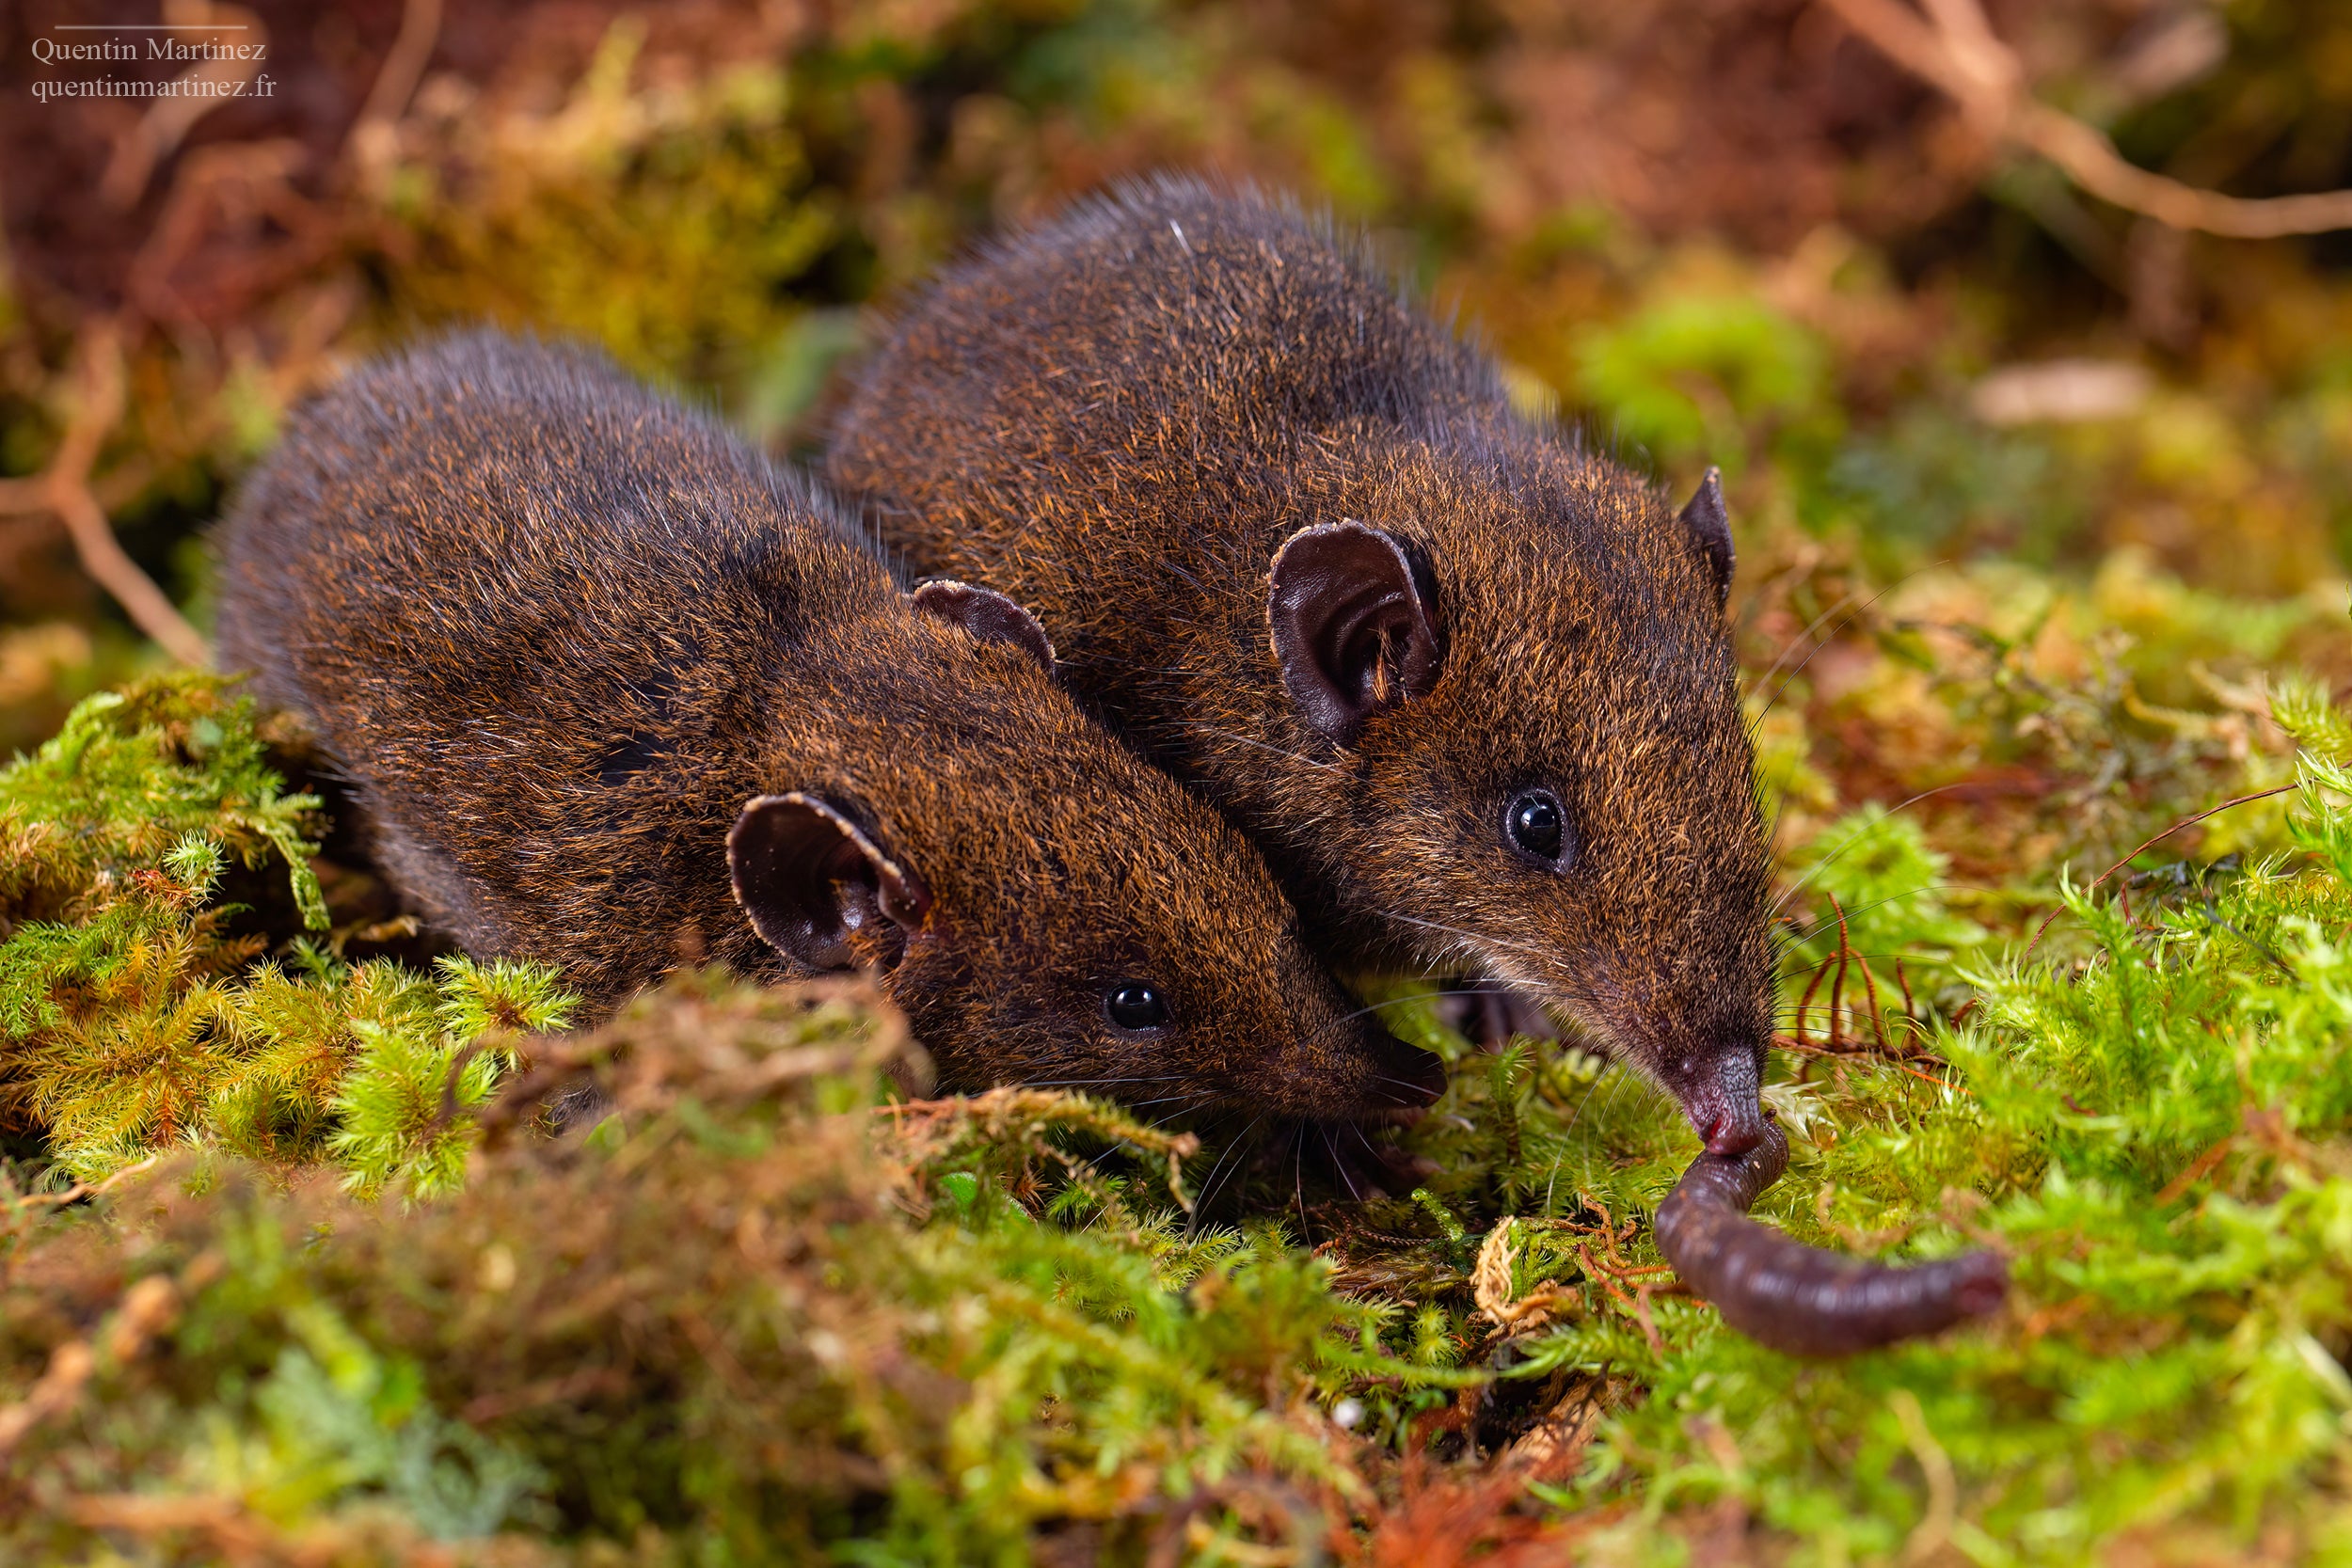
[214, 331, 1438, 1120]
[827, 179, 1773, 1150]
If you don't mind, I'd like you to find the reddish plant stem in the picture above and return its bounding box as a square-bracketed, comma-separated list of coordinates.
[1827, 895, 1851, 1052]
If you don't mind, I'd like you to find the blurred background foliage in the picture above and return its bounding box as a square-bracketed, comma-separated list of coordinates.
[2, 0, 2349, 847]
[6, 0, 2352, 1561]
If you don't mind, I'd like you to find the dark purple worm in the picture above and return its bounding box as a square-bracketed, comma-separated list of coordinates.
[1653, 1120, 2010, 1357]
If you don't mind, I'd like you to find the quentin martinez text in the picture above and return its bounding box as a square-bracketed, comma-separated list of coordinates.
[29, 34, 273, 103]
[32, 37, 267, 63]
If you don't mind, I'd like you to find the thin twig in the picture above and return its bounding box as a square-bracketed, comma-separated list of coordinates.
[1820, 0, 2352, 238]
[2017, 103, 2352, 240]
[0, 320, 209, 666]
[351, 0, 444, 152]
[98, 4, 265, 211]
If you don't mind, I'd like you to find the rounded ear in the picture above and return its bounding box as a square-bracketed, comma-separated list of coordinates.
[911, 579, 1057, 673]
[1267, 520, 1442, 745]
[1678, 467, 1733, 610]
[727, 793, 933, 972]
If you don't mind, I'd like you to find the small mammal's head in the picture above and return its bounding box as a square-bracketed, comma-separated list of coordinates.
[1265, 430, 1771, 1152]
[729, 581, 1444, 1122]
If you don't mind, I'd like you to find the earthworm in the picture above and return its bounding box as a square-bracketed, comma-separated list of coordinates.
[1653, 1119, 2010, 1357]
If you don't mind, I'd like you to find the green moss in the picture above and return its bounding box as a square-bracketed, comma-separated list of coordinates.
[11, 707, 2349, 1560]
[7, 600, 2352, 1560]
[1574, 291, 1838, 476]
[1422, 689, 2352, 1561]
[0, 977, 1473, 1564]
[0, 679, 574, 1191]
[0, 673, 324, 930]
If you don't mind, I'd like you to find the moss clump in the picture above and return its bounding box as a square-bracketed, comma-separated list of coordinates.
[4, 669, 2352, 1562]
[0, 678, 573, 1192]
[6, 672, 2352, 1560]
[0, 974, 1469, 1565]
[0, 673, 324, 932]
[1314, 679, 2352, 1561]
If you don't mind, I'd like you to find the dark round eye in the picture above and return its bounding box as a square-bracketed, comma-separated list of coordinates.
[1105, 981, 1172, 1032]
[1505, 788, 1571, 866]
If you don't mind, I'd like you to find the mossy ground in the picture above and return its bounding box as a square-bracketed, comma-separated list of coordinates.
[6, 2, 2352, 1561]
[4, 665, 2350, 1563]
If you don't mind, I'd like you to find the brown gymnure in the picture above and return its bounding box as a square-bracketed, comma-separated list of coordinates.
[827, 177, 1774, 1155]
[214, 330, 1443, 1122]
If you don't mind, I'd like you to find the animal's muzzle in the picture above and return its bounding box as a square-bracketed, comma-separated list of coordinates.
[1676, 1045, 1766, 1156]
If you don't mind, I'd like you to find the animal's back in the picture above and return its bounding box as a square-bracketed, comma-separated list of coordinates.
[980, 180, 1495, 419]
[218, 333, 879, 997]
[833, 179, 1501, 568]
[223, 333, 867, 708]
